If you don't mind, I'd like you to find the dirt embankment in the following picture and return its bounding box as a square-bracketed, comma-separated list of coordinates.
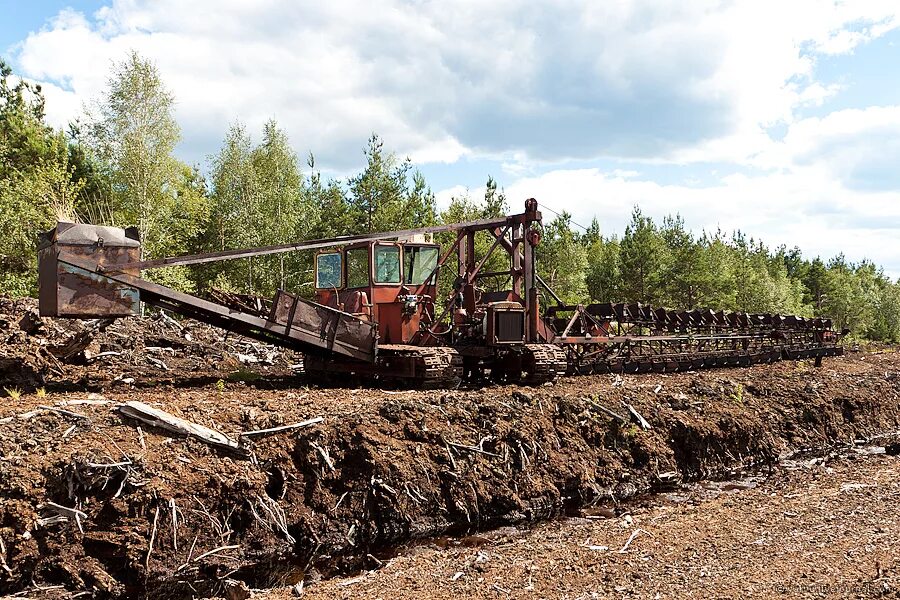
[289, 450, 900, 599]
[0, 301, 899, 598]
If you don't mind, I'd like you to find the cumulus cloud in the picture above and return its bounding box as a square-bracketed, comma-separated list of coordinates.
[438, 165, 900, 277]
[9, 0, 900, 169]
[9, 0, 900, 274]
[778, 106, 900, 191]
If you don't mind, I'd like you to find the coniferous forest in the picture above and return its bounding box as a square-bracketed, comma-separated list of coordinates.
[3, 53, 899, 341]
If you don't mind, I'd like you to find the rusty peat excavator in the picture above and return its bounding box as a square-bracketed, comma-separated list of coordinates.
[37, 199, 845, 388]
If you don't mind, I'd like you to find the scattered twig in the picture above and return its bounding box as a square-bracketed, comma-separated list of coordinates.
[332, 491, 349, 514]
[146, 506, 160, 569]
[38, 405, 89, 420]
[443, 440, 457, 471]
[446, 440, 499, 457]
[190, 544, 240, 563]
[157, 310, 181, 330]
[337, 574, 366, 587]
[87, 351, 122, 362]
[86, 459, 132, 469]
[183, 535, 199, 569]
[40, 501, 87, 533]
[37, 514, 69, 528]
[311, 442, 335, 471]
[623, 402, 652, 430]
[17, 409, 45, 420]
[366, 553, 383, 568]
[170, 498, 180, 552]
[58, 398, 110, 406]
[586, 399, 628, 423]
[371, 476, 397, 499]
[239, 417, 323, 440]
[146, 356, 169, 371]
[251, 496, 295, 544]
[618, 528, 652, 553]
[0, 535, 13, 576]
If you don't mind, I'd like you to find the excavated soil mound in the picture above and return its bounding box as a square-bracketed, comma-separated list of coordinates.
[0, 298, 300, 392]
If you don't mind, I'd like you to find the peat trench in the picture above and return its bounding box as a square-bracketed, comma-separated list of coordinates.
[117, 389, 900, 596]
[5, 364, 900, 599]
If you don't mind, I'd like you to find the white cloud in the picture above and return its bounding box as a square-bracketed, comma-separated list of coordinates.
[751, 105, 900, 191]
[9, 0, 900, 275]
[9, 0, 900, 169]
[456, 165, 900, 278]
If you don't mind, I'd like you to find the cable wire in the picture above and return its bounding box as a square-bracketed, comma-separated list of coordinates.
[536, 201, 591, 232]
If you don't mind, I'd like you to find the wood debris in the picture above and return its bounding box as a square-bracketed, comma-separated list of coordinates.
[117, 401, 247, 456]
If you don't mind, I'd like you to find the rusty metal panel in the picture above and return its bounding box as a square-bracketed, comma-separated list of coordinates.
[38, 222, 141, 318]
[271, 291, 376, 361]
[57, 263, 139, 317]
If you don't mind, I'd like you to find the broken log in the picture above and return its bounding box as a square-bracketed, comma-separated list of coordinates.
[586, 398, 628, 423]
[117, 401, 247, 457]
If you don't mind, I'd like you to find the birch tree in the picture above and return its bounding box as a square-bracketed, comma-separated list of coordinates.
[87, 51, 180, 253]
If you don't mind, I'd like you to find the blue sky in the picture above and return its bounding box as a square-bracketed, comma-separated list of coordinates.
[3, 1, 900, 276]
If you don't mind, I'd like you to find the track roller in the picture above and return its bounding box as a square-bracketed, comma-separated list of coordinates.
[523, 344, 568, 385]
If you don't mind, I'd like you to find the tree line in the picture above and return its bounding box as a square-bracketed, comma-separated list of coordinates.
[2, 52, 898, 341]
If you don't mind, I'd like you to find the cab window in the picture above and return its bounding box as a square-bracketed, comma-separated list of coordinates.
[404, 246, 439, 285]
[374, 245, 401, 284]
[346, 247, 370, 288]
[315, 252, 342, 289]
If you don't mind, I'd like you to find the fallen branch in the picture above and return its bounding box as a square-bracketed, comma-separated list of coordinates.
[586, 399, 628, 423]
[117, 401, 247, 457]
[618, 528, 652, 553]
[38, 405, 89, 420]
[239, 417, 323, 440]
[623, 402, 652, 430]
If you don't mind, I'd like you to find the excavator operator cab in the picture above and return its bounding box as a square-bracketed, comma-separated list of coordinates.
[314, 240, 439, 344]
